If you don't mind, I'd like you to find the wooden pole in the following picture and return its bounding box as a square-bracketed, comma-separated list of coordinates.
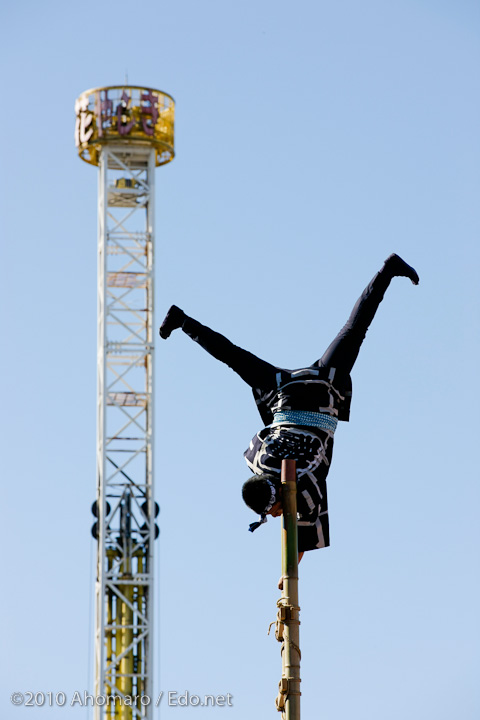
[276, 458, 301, 719]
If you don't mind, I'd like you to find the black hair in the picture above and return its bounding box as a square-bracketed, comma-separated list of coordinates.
[241, 474, 280, 514]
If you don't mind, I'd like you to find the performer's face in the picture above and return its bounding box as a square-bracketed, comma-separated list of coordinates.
[268, 500, 283, 517]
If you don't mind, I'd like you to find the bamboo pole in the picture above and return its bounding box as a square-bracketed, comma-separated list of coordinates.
[276, 458, 301, 719]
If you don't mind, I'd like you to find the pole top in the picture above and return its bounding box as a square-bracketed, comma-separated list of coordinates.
[74, 85, 175, 167]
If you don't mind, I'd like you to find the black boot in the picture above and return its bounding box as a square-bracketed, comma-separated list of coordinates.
[159, 305, 186, 339]
[384, 253, 419, 285]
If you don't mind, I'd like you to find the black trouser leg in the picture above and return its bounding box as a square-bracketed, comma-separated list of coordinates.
[317, 261, 396, 373]
[182, 316, 277, 388]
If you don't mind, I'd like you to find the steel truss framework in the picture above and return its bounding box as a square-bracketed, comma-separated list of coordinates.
[95, 145, 157, 720]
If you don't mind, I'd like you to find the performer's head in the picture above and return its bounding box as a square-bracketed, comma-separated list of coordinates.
[242, 474, 282, 532]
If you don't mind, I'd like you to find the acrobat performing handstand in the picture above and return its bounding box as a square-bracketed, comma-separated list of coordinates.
[159, 253, 419, 564]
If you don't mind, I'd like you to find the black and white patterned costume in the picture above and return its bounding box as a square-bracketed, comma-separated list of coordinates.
[169, 256, 417, 552]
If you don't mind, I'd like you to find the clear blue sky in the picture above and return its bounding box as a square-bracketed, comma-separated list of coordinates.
[1, 1, 479, 718]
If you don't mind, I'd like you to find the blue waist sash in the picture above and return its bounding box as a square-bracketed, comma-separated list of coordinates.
[269, 410, 338, 434]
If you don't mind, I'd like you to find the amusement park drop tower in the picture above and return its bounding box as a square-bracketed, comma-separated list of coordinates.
[75, 85, 175, 719]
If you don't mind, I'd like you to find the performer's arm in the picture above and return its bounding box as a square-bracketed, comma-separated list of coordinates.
[159, 305, 277, 389]
[278, 552, 304, 591]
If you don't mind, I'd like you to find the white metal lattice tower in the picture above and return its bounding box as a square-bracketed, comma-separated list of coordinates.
[75, 85, 175, 720]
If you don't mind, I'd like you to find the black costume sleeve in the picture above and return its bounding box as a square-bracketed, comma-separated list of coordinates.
[182, 316, 278, 390]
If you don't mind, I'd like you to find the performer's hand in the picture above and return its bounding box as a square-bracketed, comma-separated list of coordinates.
[278, 553, 303, 590]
